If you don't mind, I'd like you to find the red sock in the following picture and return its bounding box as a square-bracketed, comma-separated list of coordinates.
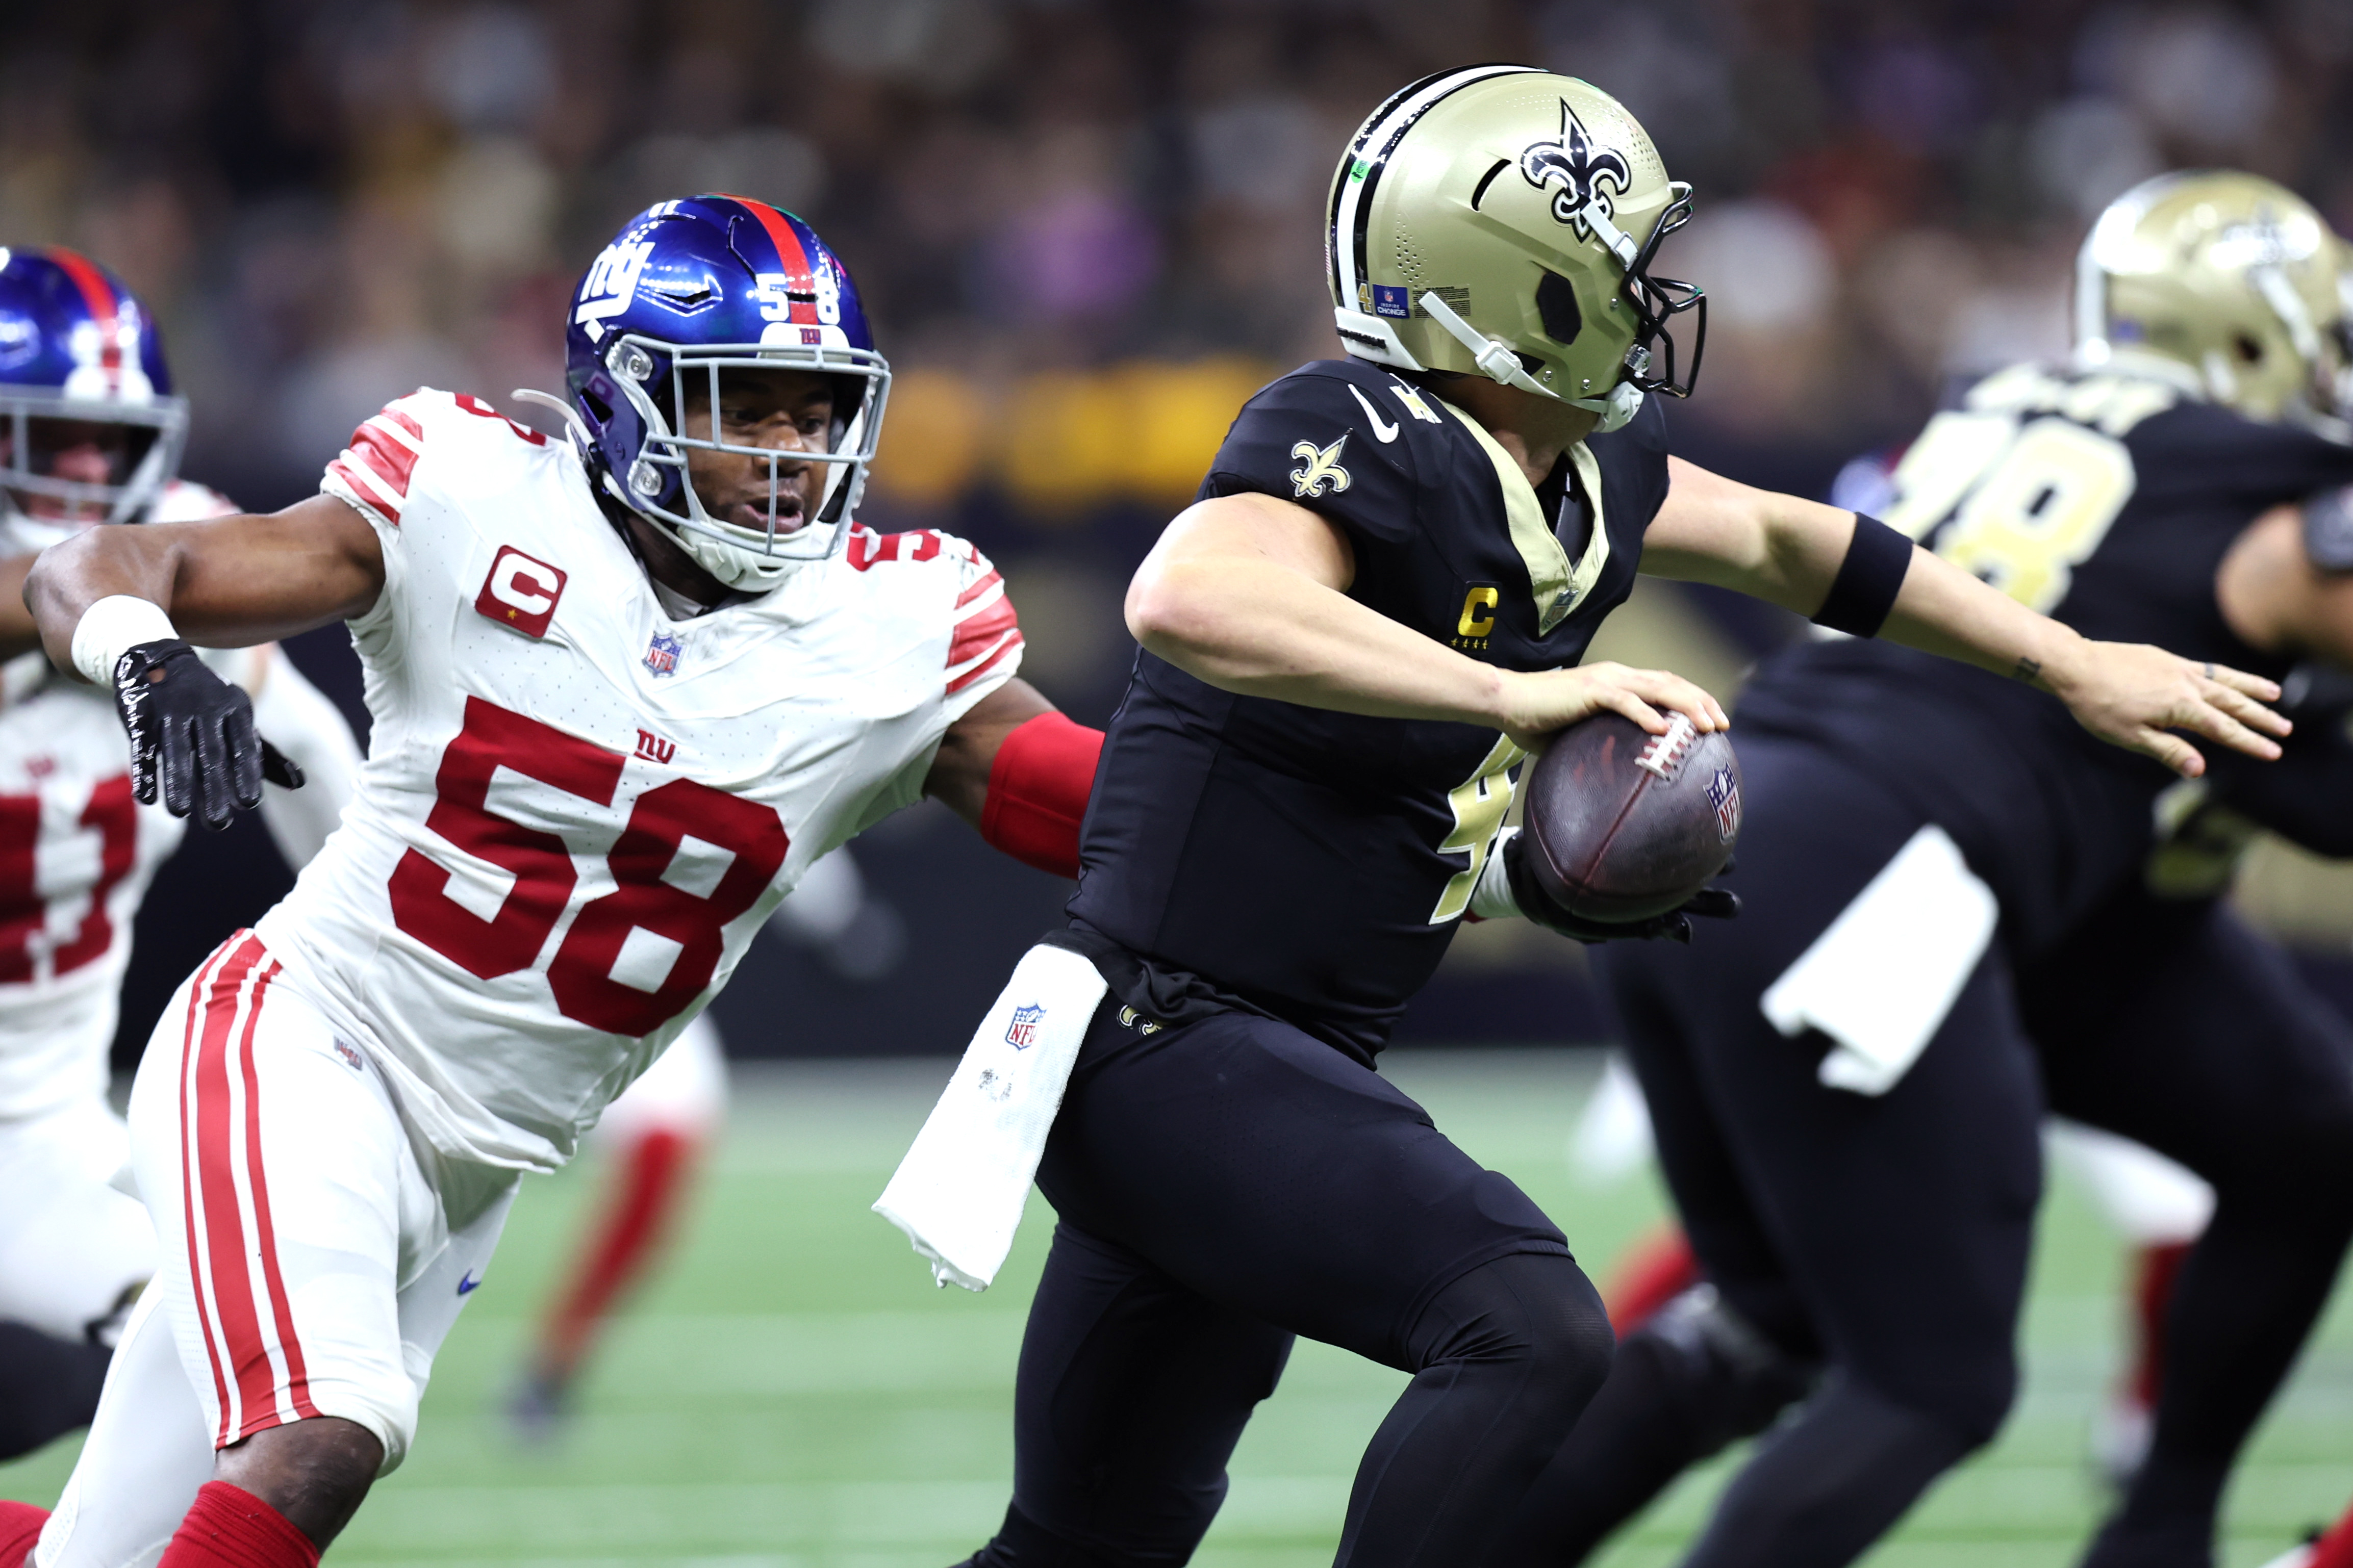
[2310, 1499, 2353, 1568]
[538, 1127, 699, 1382]
[2126, 1240, 2192, 1409]
[0, 1500, 48, 1568]
[1603, 1224, 1704, 1335]
[157, 1483, 317, 1568]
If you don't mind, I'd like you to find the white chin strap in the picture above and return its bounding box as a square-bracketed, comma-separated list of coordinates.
[1416, 291, 1644, 433]
[597, 471, 808, 593]
[674, 525, 804, 591]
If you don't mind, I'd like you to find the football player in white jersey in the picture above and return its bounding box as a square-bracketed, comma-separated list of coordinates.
[2, 197, 1103, 1568]
[0, 247, 359, 1466]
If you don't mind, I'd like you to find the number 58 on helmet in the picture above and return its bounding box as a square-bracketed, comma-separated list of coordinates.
[1327, 67, 1706, 432]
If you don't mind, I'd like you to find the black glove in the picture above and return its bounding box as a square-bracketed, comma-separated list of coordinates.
[112, 639, 303, 830]
[1501, 828, 1738, 945]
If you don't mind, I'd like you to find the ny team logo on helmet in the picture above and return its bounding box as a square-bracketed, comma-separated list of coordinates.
[559, 195, 889, 591]
[0, 246, 188, 533]
[2074, 170, 2347, 425]
[1326, 67, 1705, 432]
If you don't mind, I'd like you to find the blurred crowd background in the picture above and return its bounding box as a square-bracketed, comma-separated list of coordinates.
[9, 0, 2353, 1051]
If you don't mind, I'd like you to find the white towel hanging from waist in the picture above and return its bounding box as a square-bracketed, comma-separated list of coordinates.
[1759, 825, 1998, 1097]
[873, 941, 1107, 1290]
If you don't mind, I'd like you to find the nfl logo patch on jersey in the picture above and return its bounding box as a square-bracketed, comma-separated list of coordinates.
[1706, 765, 1741, 842]
[1005, 1003, 1045, 1050]
[644, 630, 682, 677]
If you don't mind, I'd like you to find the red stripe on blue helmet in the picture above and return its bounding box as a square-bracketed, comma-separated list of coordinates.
[714, 194, 817, 324]
[45, 248, 124, 385]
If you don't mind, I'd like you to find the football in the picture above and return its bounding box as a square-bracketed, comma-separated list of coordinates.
[1521, 711, 1742, 922]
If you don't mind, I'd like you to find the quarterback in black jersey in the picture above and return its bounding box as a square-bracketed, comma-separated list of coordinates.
[949, 77, 2289, 1568]
[1506, 170, 2353, 1568]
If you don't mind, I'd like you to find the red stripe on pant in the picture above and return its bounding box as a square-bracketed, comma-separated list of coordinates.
[182, 934, 312, 1445]
[236, 959, 316, 1423]
[178, 937, 255, 1442]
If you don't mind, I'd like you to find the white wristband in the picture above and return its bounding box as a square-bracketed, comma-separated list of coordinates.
[71, 596, 179, 687]
[1469, 826, 1524, 920]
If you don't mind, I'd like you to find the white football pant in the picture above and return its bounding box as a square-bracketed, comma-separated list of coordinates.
[36, 933, 516, 1568]
[0, 1094, 153, 1343]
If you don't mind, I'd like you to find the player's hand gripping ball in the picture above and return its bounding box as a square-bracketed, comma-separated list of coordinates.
[111, 639, 303, 831]
[1510, 710, 1740, 942]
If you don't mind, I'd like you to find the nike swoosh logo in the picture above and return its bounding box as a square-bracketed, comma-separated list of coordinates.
[1347, 383, 1400, 443]
[457, 1272, 482, 1296]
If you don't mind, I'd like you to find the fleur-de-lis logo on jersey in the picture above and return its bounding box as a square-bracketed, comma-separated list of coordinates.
[1290, 434, 1351, 499]
[1520, 101, 1632, 240]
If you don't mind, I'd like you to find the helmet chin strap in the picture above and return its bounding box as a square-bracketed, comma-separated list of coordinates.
[1416, 292, 1645, 433]
[597, 469, 804, 594]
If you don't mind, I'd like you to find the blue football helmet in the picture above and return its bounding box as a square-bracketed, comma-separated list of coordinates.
[558, 195, 890, 589]
[0, 246, 187, 539]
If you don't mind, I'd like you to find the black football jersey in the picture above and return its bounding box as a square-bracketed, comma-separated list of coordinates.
[2145, 664, 2353, 900]
[1069, 357, 1672, 1062]
[1735, 364, 2353, 956]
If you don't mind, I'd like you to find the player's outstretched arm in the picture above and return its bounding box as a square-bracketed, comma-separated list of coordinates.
[1642, 457, 2288, 779]
[925, 679, 1103, 880]
[24, 495, 383, 828]
[1128, 491, 1726, 751]
[2217, 501, 2353, 669]
[24, 493, 385, 666]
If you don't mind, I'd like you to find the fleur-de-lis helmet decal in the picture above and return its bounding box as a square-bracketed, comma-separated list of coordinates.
[1323, 68, 1707, 428]
[1520, 102, 1633, 239]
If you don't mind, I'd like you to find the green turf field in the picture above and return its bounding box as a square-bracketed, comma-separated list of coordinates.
[6, 1050, 2348, 1566]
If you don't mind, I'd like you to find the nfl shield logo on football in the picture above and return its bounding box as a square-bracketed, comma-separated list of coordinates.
[1005, 1003, 1045, 1050]
[644, 630, 682, 677]
[1706, 765, 1741, 842]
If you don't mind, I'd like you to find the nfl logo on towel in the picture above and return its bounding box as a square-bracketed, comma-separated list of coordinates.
[644, 630, 682, 676]
[1707, 765, 1741, 841]
[1005, 1003, 1045, 1050]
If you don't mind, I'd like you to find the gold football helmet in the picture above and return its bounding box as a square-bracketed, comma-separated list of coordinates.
[2074, 170, 2346, 423]
[1326, 67, 1704, 431]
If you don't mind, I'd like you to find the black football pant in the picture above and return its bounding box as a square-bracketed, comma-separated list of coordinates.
[1495, 736, 2353, 1568]
[963, 1003, 1614, 1568]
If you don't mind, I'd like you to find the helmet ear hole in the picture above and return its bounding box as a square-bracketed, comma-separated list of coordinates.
[2235, 333, 2264, 364]
[1536, 270, 1584, 345]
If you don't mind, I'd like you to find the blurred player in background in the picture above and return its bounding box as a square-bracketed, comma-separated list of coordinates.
[3, 196, 1101, 1568]
[1574, 1053, 2211, 1486]
[1581, 397, 2224, 1483]
[1829, 438, 2223, 1488]
[1504, 172, 2353, 1568]
[0, 247, 359, 1466]
[506, 844, 900, 1435]
[947, 72, 2286, 1568]
[2261, 238, 2353, 1568]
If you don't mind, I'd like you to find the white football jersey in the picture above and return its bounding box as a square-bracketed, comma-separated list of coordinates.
[0, 482, 287, 1119]
[262, 390, 1023, 1171]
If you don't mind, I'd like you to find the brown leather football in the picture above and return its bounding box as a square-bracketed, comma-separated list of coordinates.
[1521, 711, 1741, 921]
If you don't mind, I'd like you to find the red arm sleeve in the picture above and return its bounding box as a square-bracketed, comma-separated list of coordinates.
[978, 711, 1104, 880]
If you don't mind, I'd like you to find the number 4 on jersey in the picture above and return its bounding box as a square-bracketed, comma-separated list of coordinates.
[388, 697, 787, 1037]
